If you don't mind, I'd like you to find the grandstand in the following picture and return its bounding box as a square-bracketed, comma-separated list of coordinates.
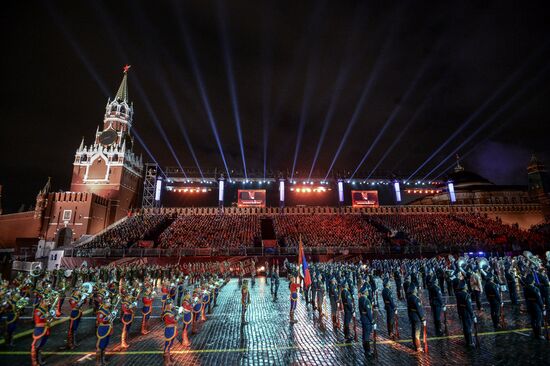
[70, 206, 547, 257]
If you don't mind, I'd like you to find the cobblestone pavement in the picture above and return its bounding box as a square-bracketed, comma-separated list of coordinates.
[1, 277, 550, 365]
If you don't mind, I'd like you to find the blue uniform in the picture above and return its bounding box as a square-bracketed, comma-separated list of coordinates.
[406, 293, 425, 350]
[96, 306, 113, 351]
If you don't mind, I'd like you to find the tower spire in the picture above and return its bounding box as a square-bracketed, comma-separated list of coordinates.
[115, 65, 131, 102]
[454, 154, 464, 173]
[39, 177, 51, 196]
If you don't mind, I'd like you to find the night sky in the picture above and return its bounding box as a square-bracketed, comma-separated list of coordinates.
[1, 0, 550, 213]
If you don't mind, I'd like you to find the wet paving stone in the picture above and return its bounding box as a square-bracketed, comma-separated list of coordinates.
[1, 276, 549, 365]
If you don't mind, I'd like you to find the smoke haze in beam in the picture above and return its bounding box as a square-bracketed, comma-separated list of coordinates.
[407, 41, 550, 181]
[174, 1, 231, 179]
[218, 0, 247, 178]
[366, 78, 445, 180]
[261, 1, 274, 179]
[290, 26, 325, 181]
[432, 83, 549, 182]
[48, 1, 165, 176]
[91, 0, 185, 174]
[307, 0, 370, 180]
[268, 1, 328, 169]
[154, 65, 204, 178]
[45, 3, 110, 97]
[323, 35, 394, 181]
[422, 63, 550, 181]
[350, 52, 435, 179]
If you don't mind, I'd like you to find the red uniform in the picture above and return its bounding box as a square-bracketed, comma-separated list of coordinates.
[31, 306, 50, 366]
[141, 294, 153, 334]
[163, 309, 177, 358]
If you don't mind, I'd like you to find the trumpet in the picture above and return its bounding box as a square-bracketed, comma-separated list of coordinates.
[47, 290, 60, 320]
[106, 295, 122, 322]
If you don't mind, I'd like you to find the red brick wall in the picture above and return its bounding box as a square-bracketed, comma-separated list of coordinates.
[0, 211, 41, 248]
[43, 192, 110, 242]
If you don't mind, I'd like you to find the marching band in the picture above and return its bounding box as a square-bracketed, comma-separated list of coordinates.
[0, 250, 548, 364]
[0, 262, 229, 366]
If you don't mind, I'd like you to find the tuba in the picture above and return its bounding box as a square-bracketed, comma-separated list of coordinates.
[477, 258, 490, 277]
[30, 262, 43, 277]
[478, 258, 490, 271]
[81, 282, 94, 296]
[16, 297, 30, 310]
[523, 251, 542, 268]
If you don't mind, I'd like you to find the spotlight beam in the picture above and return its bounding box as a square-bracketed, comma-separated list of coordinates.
[365, 79, 444, 180]
[218, 0, 247, 178]
[290, 45, 321, 181]
[323, 38, 392, 181]
[268, 1, 328, 169]
[47, 2, 165, 176]
[90, 1, 187, 175]
[93, 2, 187, 176]
[154, 65, 204, 178]
[422, 63, 550, 180]
[45, 3, 110, 97]
[132, 78, 188, 178]
[126, 8, 206, 178]
[350, 57, 432, 179]
[432, 85, 548, 181]
[408, 42, 549, 181]
[261, 2, 273, 179]
[307, 1, 369, 180]
[174, 2, 231, 179]
[133, 129, 167, 179]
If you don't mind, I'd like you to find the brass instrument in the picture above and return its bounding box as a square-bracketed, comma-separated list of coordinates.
[30, 262, 43, 277]
[457, 257, 468, 275]
[46, 290, 60, 320]
[78, 282, 94, 306]
[478, 258, 490, 275]
[478, 258, 489, 269]
[16, 297, 30, 311]
[81, 282, 94, 295]
[106, 295, 122, 322]
[523, 251, 542, 268]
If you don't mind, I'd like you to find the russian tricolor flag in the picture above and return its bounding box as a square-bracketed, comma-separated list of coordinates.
[298, 235, 312, 288]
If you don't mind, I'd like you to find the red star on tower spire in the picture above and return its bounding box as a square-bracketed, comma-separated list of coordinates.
[123, 64, 131, 74]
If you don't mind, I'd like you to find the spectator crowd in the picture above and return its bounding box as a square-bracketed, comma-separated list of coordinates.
[158, 214, 260, 248]
[74, 212, 548, 254]
[77, 214, 170, 249]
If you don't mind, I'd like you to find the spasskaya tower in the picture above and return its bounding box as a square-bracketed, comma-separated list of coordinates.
[70, 65, 143, 222]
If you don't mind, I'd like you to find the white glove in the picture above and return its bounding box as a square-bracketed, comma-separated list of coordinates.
[422, 320, 426, 327]
[373, 323, 377, 330]
[474, 317, 478, 324]
[544, 310, 547, 316]
[443, 306, 447, 312]
[395, 310, 398, 315]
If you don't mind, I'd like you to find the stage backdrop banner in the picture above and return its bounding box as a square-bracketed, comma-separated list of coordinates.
[238, 189, 266, 208]
[351, 190, 379, 208]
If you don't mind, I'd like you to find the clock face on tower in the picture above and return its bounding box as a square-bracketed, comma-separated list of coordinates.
[98, 129, 118, 146]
